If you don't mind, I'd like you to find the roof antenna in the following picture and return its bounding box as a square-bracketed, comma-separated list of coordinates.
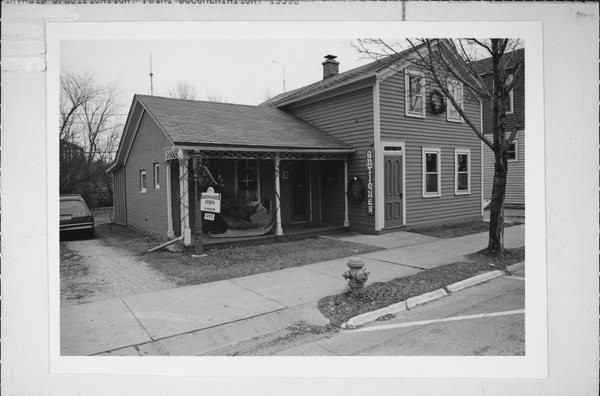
[149, 52, 154, 96]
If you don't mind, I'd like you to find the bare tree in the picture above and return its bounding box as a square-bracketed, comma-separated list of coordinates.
[354, 38, 524, 253]
[60, 71, 98, 142]
[206, 92, 229, 103]
[168, 80, 199, 100]
[60, 71, 123, 206]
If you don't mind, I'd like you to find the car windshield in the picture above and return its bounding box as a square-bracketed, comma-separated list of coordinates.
[61, 200, 86, 213]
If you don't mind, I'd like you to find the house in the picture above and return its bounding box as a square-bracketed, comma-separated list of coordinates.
[475, 49, 525, 208]
[108, 43, 483, 246]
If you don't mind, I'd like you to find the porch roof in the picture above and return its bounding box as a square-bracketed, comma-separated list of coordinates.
[135, 95, 354, 152]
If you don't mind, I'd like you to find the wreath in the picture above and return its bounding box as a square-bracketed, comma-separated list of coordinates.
[347, 177, 366, 202]
[429, 90, 446, 114]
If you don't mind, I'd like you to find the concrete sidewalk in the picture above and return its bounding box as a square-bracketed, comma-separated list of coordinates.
[61, 225, 524, 356]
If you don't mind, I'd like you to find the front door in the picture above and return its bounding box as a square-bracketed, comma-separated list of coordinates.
[290, 161, 311, 223]
[384, 155, 403, 228]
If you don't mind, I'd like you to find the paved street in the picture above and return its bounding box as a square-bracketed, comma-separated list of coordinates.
[271, 264, 525, 356]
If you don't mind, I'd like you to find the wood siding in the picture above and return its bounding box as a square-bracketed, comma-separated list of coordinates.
[111, 168, 127, 225]
[379, 71, 483, 226]
[287, 87, 375, 232]
[481, 68, 525, 206]
[124, 111, 172, 237]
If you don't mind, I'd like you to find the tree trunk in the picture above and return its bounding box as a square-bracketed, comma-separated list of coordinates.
[488, 149, 508, 253]
[488, 39, 509, 253]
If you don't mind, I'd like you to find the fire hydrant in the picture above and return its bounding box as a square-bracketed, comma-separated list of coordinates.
[343, 250, 369, 291]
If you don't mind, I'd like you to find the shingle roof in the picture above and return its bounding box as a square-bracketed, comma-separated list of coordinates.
[261, 48, 416, 108]
[472, 48, 525, 75]
[135, 95, 353, 151]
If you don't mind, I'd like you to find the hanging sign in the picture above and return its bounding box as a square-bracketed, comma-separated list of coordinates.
[200, 187, 221, 213]
[204, 213, 215, 221]
[366, 149, 375, 216]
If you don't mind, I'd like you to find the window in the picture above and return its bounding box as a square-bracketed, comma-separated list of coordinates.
[506, 74, 514, 114]
[153, 162, 160, 189]
[446, 78, 464, 122]
[422, 148, 441, 197]
[455, 149, 471, 195]
[405, 70, 426, 118]
[236, 159, 259, 202]
[139, 170, 147, 193]
[507, 141, 518, 162]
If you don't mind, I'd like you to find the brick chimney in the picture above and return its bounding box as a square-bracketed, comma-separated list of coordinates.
[322, 54, 339, 79]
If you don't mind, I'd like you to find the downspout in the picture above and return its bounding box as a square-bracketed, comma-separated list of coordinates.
[374, 76, 384, 231]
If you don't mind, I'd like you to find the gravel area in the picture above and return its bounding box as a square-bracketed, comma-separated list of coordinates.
[61, 238, 176, 307]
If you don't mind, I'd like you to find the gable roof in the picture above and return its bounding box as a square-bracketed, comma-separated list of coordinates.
[261, 46, 420, 108]
[134, 95, 352, 151]
[108, 95, 354, 172]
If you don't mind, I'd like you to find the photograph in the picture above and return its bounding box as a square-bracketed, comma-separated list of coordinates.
[58, 37, 526, 357]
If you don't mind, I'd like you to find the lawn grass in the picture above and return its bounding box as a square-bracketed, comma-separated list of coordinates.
[93, 223, 383, 287]
[318, 247, 525, 327]
[406, 220, 522, 239]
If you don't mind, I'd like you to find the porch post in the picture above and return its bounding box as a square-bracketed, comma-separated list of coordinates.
[274, 153, 284, 236]
[166, 160, 174, 237]
[179, 152, 192, 246]
[192, 155, 204, 254]
[343, 157, 350, 227]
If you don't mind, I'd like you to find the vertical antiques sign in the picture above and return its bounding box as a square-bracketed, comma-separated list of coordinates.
[366, 149, 375, 216]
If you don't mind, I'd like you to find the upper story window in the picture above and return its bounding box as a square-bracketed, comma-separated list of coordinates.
[422, 147, 441, 198]
[506, 74, 514, 114]
[153, 162, 160, 189]
[139, 170, 147, 193]
[446, 78, 464, 123]
[405, 70, 426, 118]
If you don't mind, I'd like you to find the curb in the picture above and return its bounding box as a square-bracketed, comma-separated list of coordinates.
[341, 267, 519, 330]
[446, 270, 505, 293]
[506, 261, 525, 274]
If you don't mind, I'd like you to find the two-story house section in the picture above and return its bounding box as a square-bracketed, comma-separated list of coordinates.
[474, 48, 525, 208]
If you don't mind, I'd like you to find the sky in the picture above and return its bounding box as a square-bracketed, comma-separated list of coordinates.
[60, 39, 376, 116]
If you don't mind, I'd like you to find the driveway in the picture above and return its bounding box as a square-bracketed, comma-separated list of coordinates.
[60, 238, 176, 307]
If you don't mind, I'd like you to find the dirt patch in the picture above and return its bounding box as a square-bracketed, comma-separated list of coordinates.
[318, 247, 525, 327]
[406, 220, 523, 239]
[60, 241, 109, 304]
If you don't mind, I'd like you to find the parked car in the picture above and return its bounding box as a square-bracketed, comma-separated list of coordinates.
[60, 194, 94, 236]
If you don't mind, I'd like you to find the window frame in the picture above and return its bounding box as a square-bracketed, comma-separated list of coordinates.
[454, 148, 471, 195]
[153, 162, 160, 189]
[139, 170, 147, 193]
[507, 140, 519, 162]
[405, 69, 426, 118]
[234, 159, 261, 203]
[506, 74, 514, 115]
[446, 78, 464, 123]
[422, 147, 441, 198]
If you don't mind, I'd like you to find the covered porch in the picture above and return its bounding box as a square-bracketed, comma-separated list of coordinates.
[166, 148, 354, 248]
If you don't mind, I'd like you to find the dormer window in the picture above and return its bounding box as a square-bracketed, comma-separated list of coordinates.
[405, 69, 426, 118]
